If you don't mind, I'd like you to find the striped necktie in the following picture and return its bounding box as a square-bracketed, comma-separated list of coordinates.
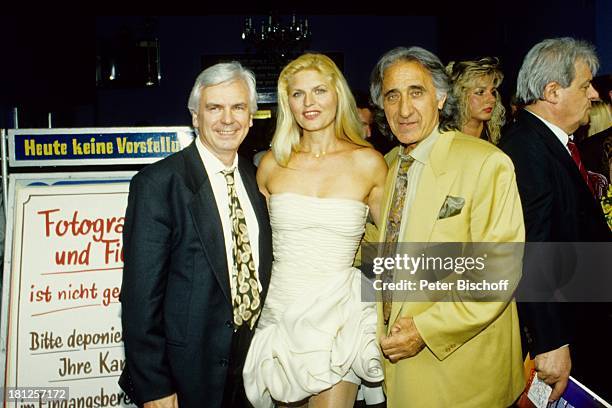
[567, 140, 595, 196]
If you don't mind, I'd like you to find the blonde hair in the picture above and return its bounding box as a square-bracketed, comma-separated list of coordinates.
[271, 53, 369, 166]
[441, 57, 506, 144]
[588, 101, 612, 137]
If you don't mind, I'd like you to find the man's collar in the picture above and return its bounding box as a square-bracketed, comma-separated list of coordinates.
[195, 136, 238, 173]
[524, 108, 570, 148]
[402, 127, 440, 164]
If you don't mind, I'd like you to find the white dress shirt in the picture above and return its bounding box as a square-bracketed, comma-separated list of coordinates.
[195, 137, 261, 290]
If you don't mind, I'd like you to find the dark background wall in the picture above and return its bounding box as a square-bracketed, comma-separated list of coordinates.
[1, 2, 610, 139]
[91, 15, 437, 129]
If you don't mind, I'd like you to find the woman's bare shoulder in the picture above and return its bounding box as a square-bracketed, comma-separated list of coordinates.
[256, 151, 280, 180]
[350, 145, 387, 171]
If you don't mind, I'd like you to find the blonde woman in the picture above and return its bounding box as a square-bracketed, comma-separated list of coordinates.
[587, 100, 612, 137]
[243, 53, 386, 408]
[441, 57, 506, 143]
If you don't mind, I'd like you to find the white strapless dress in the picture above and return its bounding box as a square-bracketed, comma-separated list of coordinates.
[243, 193, 383, 407]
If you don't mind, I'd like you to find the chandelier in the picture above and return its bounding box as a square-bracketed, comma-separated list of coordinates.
[241, 14, 311, 58]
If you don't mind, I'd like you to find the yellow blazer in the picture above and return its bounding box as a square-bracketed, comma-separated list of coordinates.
[378, 131, 525, 408]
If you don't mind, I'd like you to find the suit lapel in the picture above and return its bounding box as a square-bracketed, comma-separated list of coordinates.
[407, 132, 457, 242]
[407, 169, 456, 242]
[520, 110, 591, 196]
[183, 143, 232, 304]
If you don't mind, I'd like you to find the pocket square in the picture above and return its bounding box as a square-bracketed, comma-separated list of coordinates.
[438, 195, 465, 219]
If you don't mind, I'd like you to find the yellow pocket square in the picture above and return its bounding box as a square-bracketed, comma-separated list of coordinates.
[437, 195, 465, 219]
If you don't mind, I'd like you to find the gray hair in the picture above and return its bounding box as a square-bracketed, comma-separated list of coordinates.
[370, 46, 449, 109]
[187, 61, 258, 115]
[369, 46, 449, 137]
[517, 37, 599, 105]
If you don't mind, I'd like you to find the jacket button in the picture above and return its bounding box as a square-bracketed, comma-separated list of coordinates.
[225, 320, 233, 328]
[219, 358, 229, 367]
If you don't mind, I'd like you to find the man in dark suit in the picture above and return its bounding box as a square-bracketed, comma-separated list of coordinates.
[499, 37, 612, 402]
[119, 62, 272, 408]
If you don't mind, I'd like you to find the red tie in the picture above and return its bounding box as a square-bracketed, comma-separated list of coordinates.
[566, 140, 594, 195]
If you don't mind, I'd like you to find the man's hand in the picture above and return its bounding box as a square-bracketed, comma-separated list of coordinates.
[380, 316, 426, 363]
[534, 346, 571, 402]
[144, 393, 178, 408]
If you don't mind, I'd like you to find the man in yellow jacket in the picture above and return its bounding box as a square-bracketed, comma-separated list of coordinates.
[368, 46, 525, 407]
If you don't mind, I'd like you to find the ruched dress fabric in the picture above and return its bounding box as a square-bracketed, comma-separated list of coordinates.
[243, 193, 383, 407]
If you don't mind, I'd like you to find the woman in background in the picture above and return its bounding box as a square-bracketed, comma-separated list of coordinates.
[243, 53, 386, 408]
[586, 100, 612, 137]
[441, 57, 506, 144]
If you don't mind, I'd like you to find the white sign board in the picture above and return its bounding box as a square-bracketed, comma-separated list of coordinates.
[3, 179, 135, 407]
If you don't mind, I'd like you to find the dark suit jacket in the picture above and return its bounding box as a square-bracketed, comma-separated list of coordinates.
[119, 142, 272, 407]
[578, 126, 611, 179]
[499, 109, 612, 396]
[500, 110, 610, 246]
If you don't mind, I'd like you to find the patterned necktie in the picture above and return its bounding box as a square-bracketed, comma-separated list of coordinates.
[382, 152, 414, 324]
[567, 140, 595, 196]
[223, 168, 261, 329]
